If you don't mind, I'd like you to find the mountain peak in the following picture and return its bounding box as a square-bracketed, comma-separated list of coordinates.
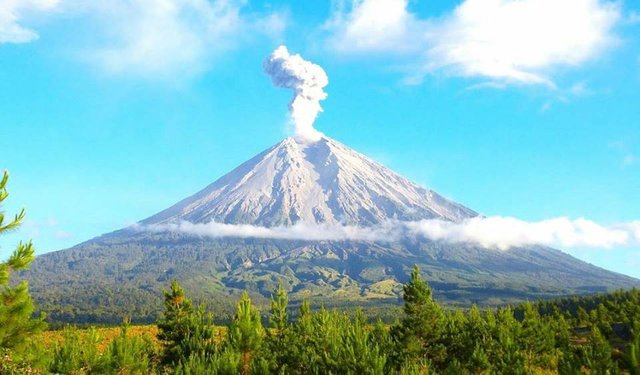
[142, 136, 477, 227]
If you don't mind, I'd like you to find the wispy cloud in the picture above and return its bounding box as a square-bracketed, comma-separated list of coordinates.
[0, 0, 286, 78]
[0, 0, 60, 44]
[608, 139, 638, 168]
[53, 230, 72, 240]
[83, 0, 286, 79]
[326, 0, 621, 86]
[140, 216, 640, 251]
[623, 153, 638, 166]
[141, 221, 397, 242]
[405, 217, 631, 250]
[324, 0, 422, 54]
[17, 216, 72, 242]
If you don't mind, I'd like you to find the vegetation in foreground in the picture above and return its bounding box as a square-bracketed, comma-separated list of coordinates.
[2, 171, 640, 374]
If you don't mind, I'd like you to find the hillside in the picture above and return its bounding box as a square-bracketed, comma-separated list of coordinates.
[22, 136, 640, 323]
[26, 231, 639, 323]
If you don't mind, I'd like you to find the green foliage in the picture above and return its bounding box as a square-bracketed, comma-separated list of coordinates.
[627, 320, 640, 374]
[23, 225, 640, 325]
[0, 171, 46, 363]
[227, 291, 265, 374]
[173, 348, 242, 375]
[157, 280, 216, 366]
[581, 326, 617, 374]
[266, 283, 289, 372]
[1, 347, 47, 374]
[50, 326, 102, 373]
[11, 253, 640, 374]
[391, 265, 446, 368]
[100, 320, 156, 374]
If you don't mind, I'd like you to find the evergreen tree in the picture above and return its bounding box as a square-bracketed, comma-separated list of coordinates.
[463, 305, 491, 371]
[50, 327, 102, 374]
[391, 265, 446, 369]
[628, 320, 640, 375]
[497, 310, 526, 374]
[228, 291, 265, 375]
[100, 319, 155, 373]
[518, 302, 556, 370]
[267, 284, 290, 373]
[582, 326, 616, 374]
[340, 309, 387, 374]
[577, 306, 590, 326]
[269, 283, 289, 339]
[157, 279, 215, 365]
[0, 171, 46, 355]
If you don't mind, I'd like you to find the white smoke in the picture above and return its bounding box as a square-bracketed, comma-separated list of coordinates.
[264, 46, 328, 142]
[139, 216, 640, 251]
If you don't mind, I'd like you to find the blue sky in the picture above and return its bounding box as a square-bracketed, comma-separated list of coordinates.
[1, 0, 639, 277]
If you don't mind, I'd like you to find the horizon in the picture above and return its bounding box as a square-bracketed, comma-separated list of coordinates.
[1, 0, 639, 279]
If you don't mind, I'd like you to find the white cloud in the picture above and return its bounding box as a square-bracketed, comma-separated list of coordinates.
[140, 216, 640, 251]
[141, 221, 397, 242]
[325, 0, 421, 54]
[623, 153, 637, 166]
[625, 221, 640, 242]
[53, 230, 72, 240]
[326, 0, 621, 86]
[83, 0, 285, 78]
[0, 0, 59, 44]
[406, 217, 630, 250]
[423, 0, 620, 85]
[569, 81, 592, 96]
[608, 139, 638, 168]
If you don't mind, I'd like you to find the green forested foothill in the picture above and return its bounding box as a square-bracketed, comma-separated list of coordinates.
[23, 229, 640, 325]
[2, 267, 640, 374]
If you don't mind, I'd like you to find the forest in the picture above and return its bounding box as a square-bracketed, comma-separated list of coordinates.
[2, 175, 640, 374]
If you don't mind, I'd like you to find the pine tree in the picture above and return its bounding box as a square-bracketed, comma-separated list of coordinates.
[267, 283, 290, 373]
[518, 302, 556, 370]
[228, 291, 265, 375]
[0, 171, 46, 354]
[628, 320, 640, 375]
[157, 279, 215, 365]
[269, 283, 289, 339]
[577, 306, 590, 326]
[582, 326, 616, 374]
[392, 265, 446, 369]
[100, 319, 155, 373]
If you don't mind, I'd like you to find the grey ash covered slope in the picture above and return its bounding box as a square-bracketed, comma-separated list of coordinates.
[24, 136, 640, 323]
[142, 136, 476, 226]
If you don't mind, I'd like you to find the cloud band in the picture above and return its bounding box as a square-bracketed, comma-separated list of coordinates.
[138, 216, 640, 250]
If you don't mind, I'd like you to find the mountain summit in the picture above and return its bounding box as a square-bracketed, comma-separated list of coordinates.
[143, 137, 476, 227]
[24, 136, 640, 323]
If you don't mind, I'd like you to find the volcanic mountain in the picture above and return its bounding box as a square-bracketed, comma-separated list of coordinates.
[24, 136, 639, 323]
[143, 136, 475, 227]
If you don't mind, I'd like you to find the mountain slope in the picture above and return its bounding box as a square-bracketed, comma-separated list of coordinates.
[23, 136, 640, 323]
[142, 137, 477, 226]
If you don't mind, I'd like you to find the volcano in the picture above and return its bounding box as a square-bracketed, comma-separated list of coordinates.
[24, 136, 639, 323]
[143, 137, 476, 226]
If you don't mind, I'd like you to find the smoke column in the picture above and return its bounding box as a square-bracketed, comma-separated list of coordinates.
[264, 46, 328, 142]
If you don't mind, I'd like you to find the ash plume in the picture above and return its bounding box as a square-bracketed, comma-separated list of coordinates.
[264, 46, 328, 142]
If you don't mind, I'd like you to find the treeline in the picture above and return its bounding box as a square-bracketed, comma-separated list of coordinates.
[3, 266, 640, 373]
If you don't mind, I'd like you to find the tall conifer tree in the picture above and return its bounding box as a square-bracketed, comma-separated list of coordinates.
[228, 291, 265, 375]
[0, 171, 46, 353]
[392, 265, 446, 368]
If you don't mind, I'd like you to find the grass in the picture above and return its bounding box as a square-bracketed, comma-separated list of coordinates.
[39, 325, 160, 352]
[38, 325, 230, 353]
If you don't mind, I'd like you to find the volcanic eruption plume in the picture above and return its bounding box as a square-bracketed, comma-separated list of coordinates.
[264, 46, 328, 142]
